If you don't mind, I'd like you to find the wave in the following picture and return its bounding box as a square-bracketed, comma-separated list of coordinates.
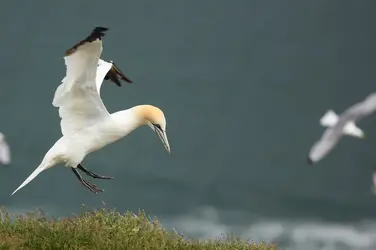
[161, 206, 376, 250]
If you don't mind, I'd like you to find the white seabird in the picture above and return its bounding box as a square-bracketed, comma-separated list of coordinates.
[372, 171, 376, 195]
[11, 27, 170, 195]
[308, 93, 376, 165]
[0, 132, 10, 165]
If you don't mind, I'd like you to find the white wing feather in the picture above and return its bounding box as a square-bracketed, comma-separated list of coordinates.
[52, 39, 110, 136]
[95, 59, 113, 95]
[320, 110, 338, 127]
[308, 93, 376, 163]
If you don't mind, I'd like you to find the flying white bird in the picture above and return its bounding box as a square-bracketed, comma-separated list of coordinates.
[11, 27, 170, 195]
[0, 132, 10, 165]
[320, 109, 364, 138]
[371, 171, 376, 195]
[308, 93, 376, 165]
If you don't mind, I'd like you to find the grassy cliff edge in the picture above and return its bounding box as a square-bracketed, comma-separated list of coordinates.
[0, 207, 278, 249]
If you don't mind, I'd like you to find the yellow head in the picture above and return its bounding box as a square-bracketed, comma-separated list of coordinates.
[133, 105, 170, 154]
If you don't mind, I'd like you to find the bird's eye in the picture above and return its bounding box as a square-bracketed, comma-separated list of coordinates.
[153, 124, 162, 131]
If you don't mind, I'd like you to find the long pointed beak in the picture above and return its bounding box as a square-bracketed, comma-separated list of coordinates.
[156, 129, 170, 154]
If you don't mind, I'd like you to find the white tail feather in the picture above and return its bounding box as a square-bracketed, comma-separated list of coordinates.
[11, 163, 49, 196]
[320, 109, 338, 127]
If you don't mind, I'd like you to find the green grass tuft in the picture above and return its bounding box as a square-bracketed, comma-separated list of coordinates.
[0, 206, 278, 249]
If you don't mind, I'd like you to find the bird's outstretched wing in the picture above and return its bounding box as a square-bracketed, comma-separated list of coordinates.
[95, 59, 132, 95]
[308, 93, 376, 164]
[52, 27, 110, 136]
[338, 93, 376, 122]
[0, 133, 10, 165]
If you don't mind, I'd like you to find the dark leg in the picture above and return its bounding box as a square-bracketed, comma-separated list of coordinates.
[77, 164, 114, 180]
[71, 168, 104, 194]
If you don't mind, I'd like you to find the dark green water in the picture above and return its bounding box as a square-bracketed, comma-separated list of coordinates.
[1, 1, 376, 249]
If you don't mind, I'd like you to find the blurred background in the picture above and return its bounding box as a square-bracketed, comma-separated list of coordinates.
[1, 1, 376, 249]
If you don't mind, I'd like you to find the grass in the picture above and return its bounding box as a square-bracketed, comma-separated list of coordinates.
[0, 207, 278, 250]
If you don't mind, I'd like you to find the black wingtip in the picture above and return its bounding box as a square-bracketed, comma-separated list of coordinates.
[307, 156, 314, 165]
[65, 27, 110, 56]
[122, 77, 133, 83]
[88, 27, 109, 41]
[93, 27, 109, 32]
[112, 62, 133, 84]
[113, 78, 122, 87]
[124, 77, 133, 83]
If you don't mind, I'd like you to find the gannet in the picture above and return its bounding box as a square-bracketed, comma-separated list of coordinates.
[308, 93, 376, 165]
[11, 27, 170, 195]
[372, 171, 376, 195]
[0, 132, 10, 165]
